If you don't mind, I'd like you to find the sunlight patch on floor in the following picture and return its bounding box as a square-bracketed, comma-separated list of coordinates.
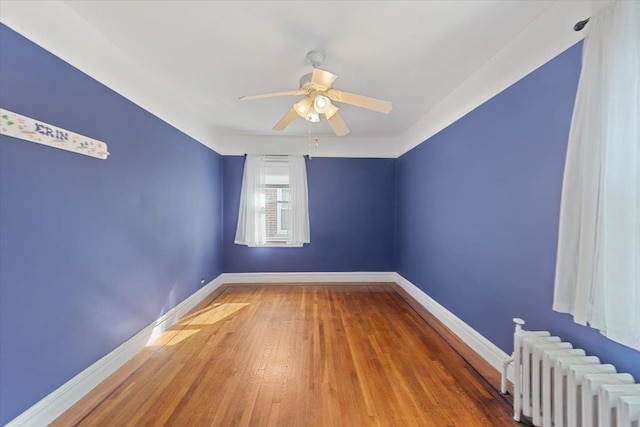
[146, 302, 250, 347]
[149, 328, 200, 346]
[190, 302, 250, 325]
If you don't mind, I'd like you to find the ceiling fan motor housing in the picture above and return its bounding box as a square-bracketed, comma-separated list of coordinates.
[299, 73, 313, 90]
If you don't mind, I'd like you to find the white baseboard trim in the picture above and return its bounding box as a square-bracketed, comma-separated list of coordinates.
[219, 271, 397, 284]
[6, 275, 226, 427]
[393, 273, 513, 382]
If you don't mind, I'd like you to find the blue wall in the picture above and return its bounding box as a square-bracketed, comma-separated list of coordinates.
[396, 42, 640, 380]
[0, 25, 224, 424]
[3, 19, 639, 426]
[223, 156, 396, 273]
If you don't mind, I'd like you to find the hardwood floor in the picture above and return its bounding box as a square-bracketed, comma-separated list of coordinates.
[53, 284, 520, 426]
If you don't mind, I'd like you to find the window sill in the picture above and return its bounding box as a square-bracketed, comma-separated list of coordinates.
[247, 243, 304, 248]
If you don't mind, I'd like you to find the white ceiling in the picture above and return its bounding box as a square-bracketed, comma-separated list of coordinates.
[0, 1, 590, 157]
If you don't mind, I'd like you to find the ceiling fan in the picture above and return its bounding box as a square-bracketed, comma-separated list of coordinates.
[239, 50, 392, 136]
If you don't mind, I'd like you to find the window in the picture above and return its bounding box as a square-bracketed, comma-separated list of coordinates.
[235, 155, 310, 247]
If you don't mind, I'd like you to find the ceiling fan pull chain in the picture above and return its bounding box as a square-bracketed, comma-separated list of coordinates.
[306, 121, 320, 149]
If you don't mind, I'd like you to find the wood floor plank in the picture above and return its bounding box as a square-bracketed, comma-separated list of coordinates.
[52, 283, 521, 426]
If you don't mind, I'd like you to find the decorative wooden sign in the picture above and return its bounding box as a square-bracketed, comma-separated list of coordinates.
[0, 108, 109, 159]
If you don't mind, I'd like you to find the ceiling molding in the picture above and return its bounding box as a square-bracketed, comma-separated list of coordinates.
[1, 1, 590, 159]
[0, 0, 222, 153]
[396, 0, 590, 157]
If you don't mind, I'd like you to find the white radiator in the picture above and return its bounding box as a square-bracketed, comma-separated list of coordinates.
[501, 318, 639, 427]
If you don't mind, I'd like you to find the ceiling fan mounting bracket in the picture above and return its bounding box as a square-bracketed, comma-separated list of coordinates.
[305, 50, 325, 68]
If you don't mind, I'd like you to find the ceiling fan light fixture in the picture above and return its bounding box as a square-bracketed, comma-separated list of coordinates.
[306, 110, 320, 123]
[313, 94, 331, 114]
[294, 98, 312, 118]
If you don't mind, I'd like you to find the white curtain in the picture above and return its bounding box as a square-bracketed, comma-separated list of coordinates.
[287, 155, 311, 245]
[234, 155, 310, 246]
[235, 155, 267, 245]
[553, 0, 639, 350]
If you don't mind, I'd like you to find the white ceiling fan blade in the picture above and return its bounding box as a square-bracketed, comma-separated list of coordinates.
[326, 89, 392, 114]
[327, 111, 350, 136]
[239, 90, 306, 101]
[273, 107, 298, 131]
[311, 68, 338, 90]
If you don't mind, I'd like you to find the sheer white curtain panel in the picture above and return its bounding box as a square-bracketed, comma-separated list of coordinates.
[553, 0, 639, 350]
[287, 155, 311, 246]
[234, 155, 267, 246]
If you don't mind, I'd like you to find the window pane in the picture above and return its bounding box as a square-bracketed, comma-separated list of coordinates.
[264, 162, 293, 242]
[265, 161, 289, 186]
[264, 186, 291, 240]
[280, 207, 291, 232]
[279, 188, 290, 202]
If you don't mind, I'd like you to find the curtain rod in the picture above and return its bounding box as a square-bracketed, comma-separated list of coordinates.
[574, 18, 590, 31]
[243, 154, 310, 159]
